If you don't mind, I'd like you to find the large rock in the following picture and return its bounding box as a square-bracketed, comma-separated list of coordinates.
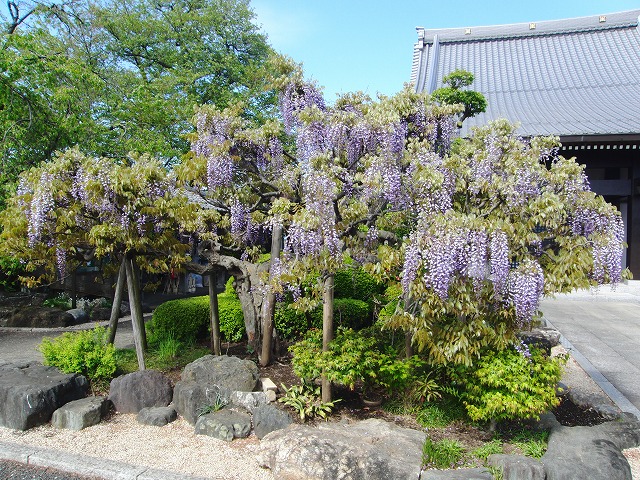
[487, 454, 545, 480]
[257, 418, 426, 480]
[541, 417, 640, 479]
[109, 370, 172, 414]
[0, 363, 89, 430]
[194, 409, 252, 441]
[230, 391, 269, 413]
[51, 396, 108, 431]
[0, 293, 47, 327]
[66, 308, 89, 325]
[172, 381, 230, 425]
[90, 307, 112, 322]
[136, 406, 177, 427]
[420, 470, 492, 479]
[181, 355, 259, 392]
[4, 306, 74, 328]
[252, 404, 293, 440]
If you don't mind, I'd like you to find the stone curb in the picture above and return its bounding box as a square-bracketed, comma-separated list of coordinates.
[0, 440, 209, 480]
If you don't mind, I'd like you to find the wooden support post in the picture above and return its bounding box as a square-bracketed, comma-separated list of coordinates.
[209, 272, 221, 356]
[124, 257, 145, 370]
[107, 258, 127, 345]
[260, 224, 283, 367]
[321, 274, 334, 403]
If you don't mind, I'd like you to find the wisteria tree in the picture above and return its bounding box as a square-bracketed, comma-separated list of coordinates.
[266, 68, 626, 380]
[0, 148, 195, 369]
[381, 120, 626, 365]
[177, 99, 294, 359]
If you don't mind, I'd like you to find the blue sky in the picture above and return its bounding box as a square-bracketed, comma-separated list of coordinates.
[251, 1, 639, 101]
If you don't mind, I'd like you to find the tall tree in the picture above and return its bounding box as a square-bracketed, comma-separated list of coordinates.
[0, 0, 275, 207]
[0, 148, 196, 369]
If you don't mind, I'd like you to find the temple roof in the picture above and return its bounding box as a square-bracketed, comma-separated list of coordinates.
[411, 10, 640, 138]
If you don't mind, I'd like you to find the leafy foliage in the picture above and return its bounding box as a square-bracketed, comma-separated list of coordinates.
[275, 298, 371, 340]
[449, 346, 566, 423]
[278, 382, 339, 421]
[0, 0, 276, 207]
[196, 386, 228, 416]
[432, 69, 487, 126]
[334, 266, 385, 305]
[39, 326, 117, 381]
[290, 327, 426, 393]
[422, 437, 466, 469]
[42, 292, 72, 309]
[148, 294, 245, 346]
[0, 255, 25, 291]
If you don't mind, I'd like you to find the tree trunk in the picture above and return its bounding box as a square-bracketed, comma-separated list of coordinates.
[209, 272, 221, 355]
[186, 241, 268, 354]
[260, 224, 283, 367]
[124, 256, 145, 370]
[107, 258, 127, 345]
[405, 331, 414, 359]
[71, 268, 77, 309]
[321, 274, 334, 403]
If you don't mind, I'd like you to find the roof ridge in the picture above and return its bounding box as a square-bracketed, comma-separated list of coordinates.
[417, 9, 640, 44]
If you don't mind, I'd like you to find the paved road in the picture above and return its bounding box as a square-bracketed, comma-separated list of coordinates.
[0, 459, 101, 480]
[0, 321, 136, 366]
[540, 280, 640, 419]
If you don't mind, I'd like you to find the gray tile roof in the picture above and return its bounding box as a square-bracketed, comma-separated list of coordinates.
[411, 10, 640, 138]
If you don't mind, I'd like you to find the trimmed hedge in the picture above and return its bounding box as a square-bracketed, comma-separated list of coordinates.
[148, 294, 245, 345]
[275, 298, 371, 341]
[334, 267, 384, 303]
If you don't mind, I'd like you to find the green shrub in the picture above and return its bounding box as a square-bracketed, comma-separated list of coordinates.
[217, 295, 245, 342]
[148, 294, 245, 346]
[274, 304, 316, 340]
[0, 255, 25, 291]
[449, 346, 566, 424]
[308, 298, 371, 331]
[275, 298, 371, 341]
[290, 327, 422, 393]
[334, 267, 384, 303]
[43, 292, 72, 309]
[278, 381, 339, 421]
[39, 326, 116, 381]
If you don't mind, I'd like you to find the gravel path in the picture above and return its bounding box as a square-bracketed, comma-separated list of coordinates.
[0, 415, 273, 479]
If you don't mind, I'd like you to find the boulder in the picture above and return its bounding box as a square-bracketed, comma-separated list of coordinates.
[4, 306, 75, 328]
[0, 293, 47, 327]
[257, 418, 426, 480]
[172, 381, 230, 425]
[518, 327, 560, 355]
[108, 370, 172, 414]
[195, 409, 252, 442]
[487, 454, 545, 480]
[541, 417, 640, 479]
[230, 391, 268, 413]
[51, 396, 108, 431]
[181, 355, 259, 392]
[252, 404, 293, 440]
[89, 307, 112, 322]
[0, 363, 89, 430]
[137, 406, 177, 427]
[420, 470, 493, 479]
[66, 308, 89, 325]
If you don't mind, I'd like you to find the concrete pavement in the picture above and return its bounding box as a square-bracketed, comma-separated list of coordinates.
[540, 280, 640, 420]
